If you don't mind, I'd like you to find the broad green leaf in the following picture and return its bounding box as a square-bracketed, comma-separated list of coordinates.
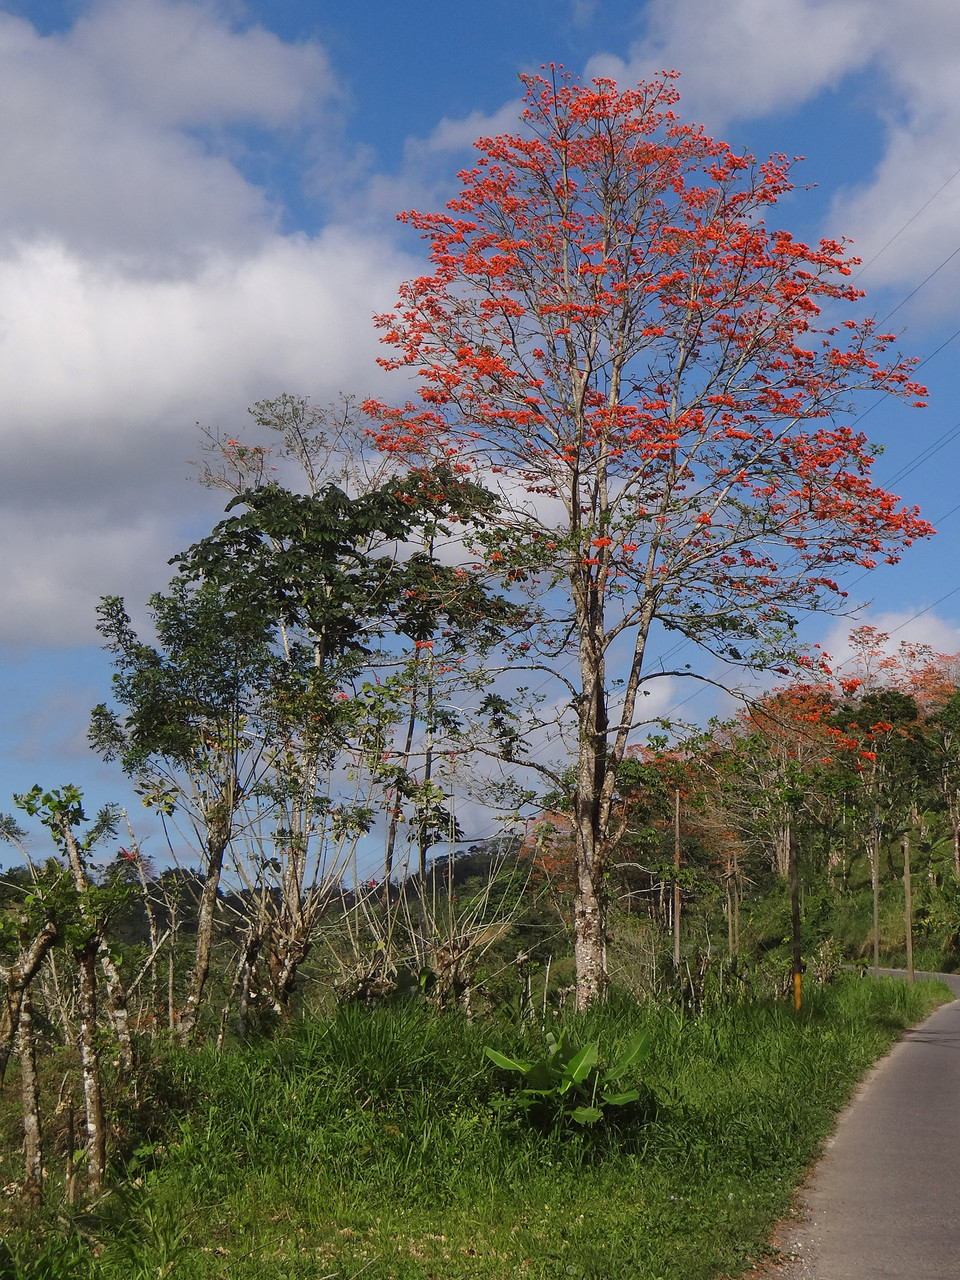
[563, 1040, 599, 1085]
[569, 1106, 603, 1125]
[484, 1047, 529, 1073]
[553, 1034, 581, 1067]
[599, 1089, 640, 1106]
[525, 1062, 562, 1091]
[605, 1030, 652, 1081]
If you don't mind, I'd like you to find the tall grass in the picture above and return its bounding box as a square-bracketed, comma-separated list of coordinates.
[1, 975, 947, 1280]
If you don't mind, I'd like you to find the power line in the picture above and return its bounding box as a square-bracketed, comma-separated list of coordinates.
[886, 583, 960, 639]
[883, 416, 960, 488]
[877, 242, 960, 327]
[853, 163, 960, 282]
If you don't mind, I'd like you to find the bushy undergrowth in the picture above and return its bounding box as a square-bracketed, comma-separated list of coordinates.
[737, 872, 960, 975]
[1, 975, 947, 1280]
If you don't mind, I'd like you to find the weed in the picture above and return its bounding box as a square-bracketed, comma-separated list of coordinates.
[1, 975, 947, 1279]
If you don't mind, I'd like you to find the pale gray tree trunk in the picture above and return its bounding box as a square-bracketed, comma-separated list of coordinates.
[18, 985, 42, 1207]
[0, 920, 58, 1089]
[673, 788, 682, 969]
[177, 817, 230, 1042]
[76, 940, 106, 1198]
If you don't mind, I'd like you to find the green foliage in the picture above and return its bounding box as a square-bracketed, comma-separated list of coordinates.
[1, 976, 944, 1279]
[485, 1027, 652, 1126]
[0, 1235, 95, 1280]
[90, 583, 286, 779]
[6, 787, 127, 947]
[173, 469, 518, 658]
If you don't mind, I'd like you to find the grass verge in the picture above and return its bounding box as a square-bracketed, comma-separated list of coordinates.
[1, 974, 948, 1280]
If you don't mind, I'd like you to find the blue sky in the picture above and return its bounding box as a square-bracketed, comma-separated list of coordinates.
[2, 0, 960, 860]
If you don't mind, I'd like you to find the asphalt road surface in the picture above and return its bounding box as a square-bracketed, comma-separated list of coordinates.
[775, 969, 960, 1279]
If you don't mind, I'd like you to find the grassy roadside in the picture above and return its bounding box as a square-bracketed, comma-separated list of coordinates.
[1, 974, 949, 1280]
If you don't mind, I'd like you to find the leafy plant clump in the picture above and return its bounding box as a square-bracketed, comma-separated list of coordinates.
[1, 975, 948, 1280]
[485, 1027, 653, 1126]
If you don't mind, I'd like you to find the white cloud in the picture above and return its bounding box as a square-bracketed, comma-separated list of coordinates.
[0, 228, 415, 644]
[570, 0, 599, 28]
[0, 0, 420, 646]
[583, 1, 960, 309]
[0, 0, 336, 264]
[586, 0, 873, 129]
[69, 0, 335, 130]
[822, 610, 960, 677]
[826, 3, 960, 303]
[7, 0, 960, 653]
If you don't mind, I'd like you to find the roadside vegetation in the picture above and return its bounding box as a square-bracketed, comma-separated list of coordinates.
[0, 72, 953, 1279]
[0, 975, 946, 1280]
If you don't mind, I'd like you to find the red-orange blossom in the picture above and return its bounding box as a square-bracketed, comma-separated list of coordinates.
[364, 70, 932, 1006]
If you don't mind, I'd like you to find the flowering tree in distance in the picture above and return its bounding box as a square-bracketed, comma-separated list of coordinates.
[365, 70, 932, 1007]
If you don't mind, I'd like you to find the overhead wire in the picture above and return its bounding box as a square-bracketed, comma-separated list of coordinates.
[453, 156, 960, 821]
[852, 162, 960, 282]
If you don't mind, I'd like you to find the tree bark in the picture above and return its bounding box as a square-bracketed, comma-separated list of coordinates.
[789, 821, 802, 1012]
[177, 820, 230, 1042]
[871, 830, 881, 978]
[903, 833, 914, 984]
[673, 787, 682, 969]
[572, 608, 613, 1009]
[18, 985, 43, 1207]
[76, 941, 106, 1198]
[573, 730, 609, 1007]
[98, 944, 133, 1075]
[0, 921, 58, 1090]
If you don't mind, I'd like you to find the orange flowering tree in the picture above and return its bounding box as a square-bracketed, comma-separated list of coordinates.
[365, 70, 932, 1006]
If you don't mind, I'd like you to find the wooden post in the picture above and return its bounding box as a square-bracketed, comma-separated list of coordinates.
[726, 877, 734, 957]
[789, 821, 802, 1012]
[903, 833, 914, 985]
[871, 829, 881, 978]
[673, 787, 681, 969]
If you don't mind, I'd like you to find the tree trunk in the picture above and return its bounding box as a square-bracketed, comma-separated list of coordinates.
[383, 671, 418, 900]
[167, 898, 178, 1032]
[18, 985, 43, 1208]
[871, 831, 881, 978]
[76, 941, 106, 1198]
[572, 815, 607, 1009]
[0, 921, 58, 1089]
[673, 787, 681, 969]
[177, 824, 229, 1042]
[572, 628, 611, 1009]
[726, 879, 734, 957]
[98, 944, 133, 1075]
[774, 822, 790, 877]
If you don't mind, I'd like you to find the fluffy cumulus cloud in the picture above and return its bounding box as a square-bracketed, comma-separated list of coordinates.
[6, 0, 960, 650]
[589, 0, 960, 312]
[587, 0, 873, 126]
[825, 2, 960, 310]
[823, 611, 960, 678]
[0, 0, 413, 645]
[0, 0, 338, 262]
[0, 228, 415, 644]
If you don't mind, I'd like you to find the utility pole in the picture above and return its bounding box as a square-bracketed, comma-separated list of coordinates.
[673, 787, 681, 969]
[789, 821, 802, 1012]
[902, 833, 914, 984]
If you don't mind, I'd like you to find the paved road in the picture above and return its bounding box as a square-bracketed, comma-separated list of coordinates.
[775, 969, 960, 1279]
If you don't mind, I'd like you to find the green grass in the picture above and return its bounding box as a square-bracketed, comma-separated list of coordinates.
[1, 974, 948, 1280]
